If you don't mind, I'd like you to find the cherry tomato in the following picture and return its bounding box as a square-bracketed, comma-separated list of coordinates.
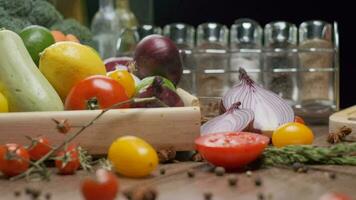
[28, 136, 52, 161]
[0, 144, 30, 177]
[65, 75, 130, 110]
[55, 144, 80, 175]
[294, 116, 305, 124]
[81, 169, 119, 200]
[107, 69, 135, 98]
[108, 136, 158, 178]
[272, 122, 314, 148]
[195, 132, 270, 169]
[0, 92, 9, 112]
[319, 192, 351, 200]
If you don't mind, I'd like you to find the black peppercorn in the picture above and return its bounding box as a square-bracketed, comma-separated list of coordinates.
[204, 192, 213, 200]
[329, 172, 337, 180]
[45, 193, 52, 200]
[254, 177, 262, 187]
[14, 191, 21, 197]
[187, 170, 195, 178]
[160, 168, 166, 175]
[214, 167, 225, 176]
[228, 175, 238, 186]
[257, 192, 265, 200]
[292, 162, 303, 172]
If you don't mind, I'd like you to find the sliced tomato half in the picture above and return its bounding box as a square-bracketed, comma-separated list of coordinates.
[195, 132, 269, 169]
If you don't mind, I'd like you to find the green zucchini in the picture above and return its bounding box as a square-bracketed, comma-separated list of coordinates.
[0, 29, 63, 112]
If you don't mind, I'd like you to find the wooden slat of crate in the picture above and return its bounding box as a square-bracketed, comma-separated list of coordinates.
[0, 107, 201, 154]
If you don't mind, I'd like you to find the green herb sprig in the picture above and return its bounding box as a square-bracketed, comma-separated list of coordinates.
[262, 143, 356, 166]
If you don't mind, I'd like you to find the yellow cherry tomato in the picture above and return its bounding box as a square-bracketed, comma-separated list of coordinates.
[272, 122, 314, 147]
[107, 69, 135, 98]
[0, 92, 9, 112]
[108, 136, 158, 178]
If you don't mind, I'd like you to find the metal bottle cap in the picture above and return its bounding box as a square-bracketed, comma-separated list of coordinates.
[230, 18, 262, 48]
[264, 21, 297, 47]
[197, 22, 229, 47]
[299, 20, 332, 43]
[137, 24, 162, 40]
[163, 23, 195, 48]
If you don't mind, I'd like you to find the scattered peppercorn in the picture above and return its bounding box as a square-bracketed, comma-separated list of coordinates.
[228, 175, 238, 186]
[257, 192, 265, 200]
[297, 165, 309, 173]
[204, 192, 213, 200]
[292, 162, 303, 172]
[45, 193, 52, 200]
[160, 168, 166, 175]
[187, 170, 195, 178]
[254, 177, 262, 187]
[246, 170, 252, 177]
[14, 191, 21, 197]
[329, 172, 337, 180]
[124, 186, 157, 200]
[214, 167, 225, 176]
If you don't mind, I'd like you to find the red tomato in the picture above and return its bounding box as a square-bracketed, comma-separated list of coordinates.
[0, 144, 30, 177]
[294, 116, 305, 124]
[319, 192, 351, 200]
[81, 169, 119, 200]
[195, 132, 269, 169]
[55, 144, 80, 175]
[65, 75, 130, 110]
[28, 136, 52, 161]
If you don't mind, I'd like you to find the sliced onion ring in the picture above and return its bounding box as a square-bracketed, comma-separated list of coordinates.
[201, 102, 254, 135]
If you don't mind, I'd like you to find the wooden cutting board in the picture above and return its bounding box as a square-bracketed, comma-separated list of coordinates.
[329, 105, 356, 134]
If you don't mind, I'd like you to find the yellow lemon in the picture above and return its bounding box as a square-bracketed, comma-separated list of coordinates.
[39, 42, 106, 101]
[107, 69, 135, 98]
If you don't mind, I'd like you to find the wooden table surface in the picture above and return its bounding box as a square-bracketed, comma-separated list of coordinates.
[1, 126, 355, 200]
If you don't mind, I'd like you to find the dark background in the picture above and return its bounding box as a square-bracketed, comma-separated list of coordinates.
[89, 0, 355, 109]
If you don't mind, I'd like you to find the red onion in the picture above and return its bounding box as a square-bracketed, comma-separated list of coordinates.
[201, 102, 254, 135]
[134, 35, 183, 86]
[221, 68, 294, 132]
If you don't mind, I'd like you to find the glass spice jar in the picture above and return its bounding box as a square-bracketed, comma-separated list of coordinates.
[230, 18, 263, 86]
[263, 21, 299, 106]
[163, 23, 196, 94]
[195, 22, 229, 118]
[137, 24, 162, 40]
[296, 20, 335, 121]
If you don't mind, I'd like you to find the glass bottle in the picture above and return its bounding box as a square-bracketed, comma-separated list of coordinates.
[196, 22, 229, 118]
[115, 0, 138, 29]
[230, 18, 262, 85]
[297, 20, 335, 120]
[263, 21, 298, 106]
[137, 24, 162, 40]
[164, 23, 196, 94]
[91, 0, 121, 59]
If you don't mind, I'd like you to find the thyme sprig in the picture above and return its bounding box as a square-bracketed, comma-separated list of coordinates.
[262, 143, 356, 166]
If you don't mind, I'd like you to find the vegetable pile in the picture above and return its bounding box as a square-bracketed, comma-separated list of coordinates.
[0, 0, 93, 45]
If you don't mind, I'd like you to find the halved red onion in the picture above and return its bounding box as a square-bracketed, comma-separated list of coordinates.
[222, 68, 294, 132]
[201, 102, 254, 135]
[104, 57, 133, 72]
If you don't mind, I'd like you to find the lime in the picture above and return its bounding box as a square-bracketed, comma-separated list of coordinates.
[19, 25, 55, 66]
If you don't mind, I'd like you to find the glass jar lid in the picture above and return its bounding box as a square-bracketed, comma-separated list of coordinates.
[264, 21, 297, 47]
[231, 18, 262, 48]
[163, 23, 195, 48]
[197, 22, 229, 47]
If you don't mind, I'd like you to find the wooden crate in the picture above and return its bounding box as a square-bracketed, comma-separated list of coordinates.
[0, 107, 201, 154]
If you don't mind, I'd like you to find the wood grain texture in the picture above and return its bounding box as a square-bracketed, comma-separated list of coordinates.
[0, 107, 201, 154]
[0, 126, 355, 200]
[329, 105, 356, 134]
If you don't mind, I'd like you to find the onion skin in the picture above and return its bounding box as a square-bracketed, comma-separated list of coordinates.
[221, 68, 294, 132]
[201, 102, 254, 135]
[134, 35, 183, 86]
